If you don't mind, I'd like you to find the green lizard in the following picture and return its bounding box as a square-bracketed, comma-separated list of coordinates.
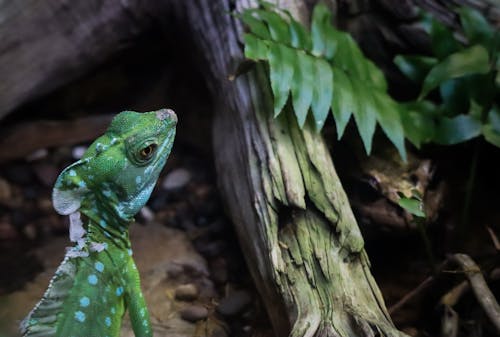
[21, 109, 177, 337]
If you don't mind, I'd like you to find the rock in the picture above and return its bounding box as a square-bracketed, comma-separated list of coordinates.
[26, 148, 48, 161]
[210, 257, 228, 284]
[217, 290, 252, 317]
[206, 219, 226, 234]
[206, 324, 228, 337]
[162, 168, 191, 190]
[195, 239, 226, 258]
[23, 223, 37, 240]
[0, 177, 12, 203]
[175, 283, 199, 301]
[166, 263, 185, 279]
[242, 325, 252, 334]
[4, 164, 34, 185]
[401, 327, 418, 337]
[72, 145, 88, 159]
[37, 197, 53, 212]
[139, 206, 155, 223]
[180, 305, 208, 322]
[0, 220, 18, 240]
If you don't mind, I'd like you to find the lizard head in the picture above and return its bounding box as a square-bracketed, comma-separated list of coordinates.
[52, 109, 177, 220]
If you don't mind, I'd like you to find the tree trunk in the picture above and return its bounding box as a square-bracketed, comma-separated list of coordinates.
[0, 0, 169, 119]
[174, 1, 405, 336]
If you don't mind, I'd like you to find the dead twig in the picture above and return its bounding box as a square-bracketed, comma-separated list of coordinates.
[389, 259, 451, 314]
[450, 253, 500, 334]
[486, 226, 500, 251]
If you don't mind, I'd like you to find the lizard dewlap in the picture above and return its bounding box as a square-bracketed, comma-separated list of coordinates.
[21, 109, 177, 337]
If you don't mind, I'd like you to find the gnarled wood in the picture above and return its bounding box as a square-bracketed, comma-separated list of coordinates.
[174, 1, 406, 336]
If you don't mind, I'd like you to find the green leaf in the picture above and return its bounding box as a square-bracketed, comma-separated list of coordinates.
[398, 197, 426, 218]
[351, 81, 377, 154]
[400, 102, 437, 148]
[311, 58, 333, 130]
[482, 106, 500, 147]
[488, 106, 500, 133]
[287, 15, 311, 49]
[310, 3, 336, 59]
[268, 43, 295, 116]
[420, 45, 490, 99]
[331, 68, 354, 138]
[496, 58, 500, 89]
[425, 14, 461, 59]
[253, 10, 290, 44]
[290, 51, 314, 127]
[394, 55, 438, 83]
[373, 91, 406, 160]
[466, 72, 498, 109]
[434, 114, 482, 145]
[439, 78, 470, 116]
[332, 30, 387, 90]
[483, 125, 500, 147]
[440, 73, 496, 116]
[458, 7, 496, 47]
[468, 99, 483, 120]
[240, 11, 271, 39]
[244, 34, 268, 60]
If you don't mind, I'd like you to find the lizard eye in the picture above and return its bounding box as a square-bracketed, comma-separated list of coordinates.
[139, 144, 157, 160]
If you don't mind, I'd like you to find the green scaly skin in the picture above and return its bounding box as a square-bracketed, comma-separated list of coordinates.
[21, 109, 177, 337]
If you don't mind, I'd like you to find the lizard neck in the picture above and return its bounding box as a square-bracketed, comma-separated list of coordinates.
[80, 197, 133, 250]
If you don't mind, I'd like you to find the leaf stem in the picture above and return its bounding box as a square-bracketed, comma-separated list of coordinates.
[459, 140, 480, 242]
[416, 216, 437, 274]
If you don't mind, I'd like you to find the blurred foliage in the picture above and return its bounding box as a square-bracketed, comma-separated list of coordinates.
[395, 7, 500, 148]
[239, 3, 500, 160]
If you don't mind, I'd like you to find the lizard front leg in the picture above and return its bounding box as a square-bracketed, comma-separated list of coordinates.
[125, 260, 153, 337]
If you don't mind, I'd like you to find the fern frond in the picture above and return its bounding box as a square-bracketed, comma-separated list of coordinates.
[240, 3, 407, 159]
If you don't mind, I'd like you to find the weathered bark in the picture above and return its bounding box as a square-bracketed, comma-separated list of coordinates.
[0, 115, 113, 163]
[174, 1, 405, 336]
[0, 0, 169, 119]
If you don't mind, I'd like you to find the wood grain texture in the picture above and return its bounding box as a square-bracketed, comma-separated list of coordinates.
[174, 1, 407, 335]
[0, 0, 168, 119]
[0, 115, 113, 162]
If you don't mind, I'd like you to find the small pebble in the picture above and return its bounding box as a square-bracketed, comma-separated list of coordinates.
[208, 325, 228, 337]
[37, 198, 53, 212]
[195, 239, 226, 257]
[180, 305, 208, 322]
[0, 177, 12, 203]
[175, 283, 199, 301]
[210, 257, 228, 284]
[4, 164, 34, 184]
[26, 148, 48, 161]
[166, 263, 184, 279]
[401, 327, 418, 337]
[162, 168, 191, 190]
[72, 146, 88, 159]
[33, 163, 59, 187]
[23, 223, 37, 240]
[139, 206, 155, 223]
[0, 221, 19, 240]
[217, 290, 252, 317]
[242, 325, 252, 333]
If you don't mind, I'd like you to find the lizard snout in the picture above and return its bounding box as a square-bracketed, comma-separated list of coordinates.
[156, 108, 177, 125]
